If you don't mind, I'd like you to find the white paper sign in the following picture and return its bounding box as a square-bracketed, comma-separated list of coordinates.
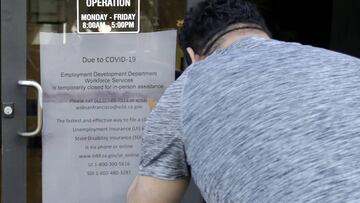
[40, 31, 176, 203]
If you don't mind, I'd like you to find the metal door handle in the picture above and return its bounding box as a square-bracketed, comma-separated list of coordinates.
[17, 80, 43, 137]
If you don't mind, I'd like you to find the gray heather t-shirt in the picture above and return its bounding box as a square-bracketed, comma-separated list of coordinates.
[139, 37, 360, 202]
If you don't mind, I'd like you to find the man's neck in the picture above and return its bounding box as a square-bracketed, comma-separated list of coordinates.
[196, 24, 270, 61]
[218, 28, 270, 51]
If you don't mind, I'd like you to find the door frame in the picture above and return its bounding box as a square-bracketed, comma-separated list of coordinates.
[1, 0, 27, 202]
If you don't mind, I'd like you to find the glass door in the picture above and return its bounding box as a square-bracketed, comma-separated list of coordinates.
[2, 0, 203, 202]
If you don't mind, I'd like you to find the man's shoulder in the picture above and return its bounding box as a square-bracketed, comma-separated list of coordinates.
[261, 38, 360, 64]
[190, 38, 360, 71]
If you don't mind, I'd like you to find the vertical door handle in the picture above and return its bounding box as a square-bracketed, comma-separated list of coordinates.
[17, 80, 43, 137]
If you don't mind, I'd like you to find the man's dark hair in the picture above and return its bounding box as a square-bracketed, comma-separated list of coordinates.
[179, 0, 270, 62]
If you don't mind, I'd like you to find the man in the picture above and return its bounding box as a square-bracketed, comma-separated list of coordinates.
[128, 0, 360, 202]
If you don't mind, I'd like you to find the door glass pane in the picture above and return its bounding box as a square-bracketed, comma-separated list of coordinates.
[26, 0, 185, 202]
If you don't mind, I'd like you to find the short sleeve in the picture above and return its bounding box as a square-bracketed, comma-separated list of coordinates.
[139, 75, 189, 180]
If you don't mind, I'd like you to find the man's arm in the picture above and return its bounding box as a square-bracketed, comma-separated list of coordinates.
[129, 75, 190, 203]
[127, 176, 190, 203]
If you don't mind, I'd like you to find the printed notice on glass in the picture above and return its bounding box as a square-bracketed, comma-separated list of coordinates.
[77, 0, 140, 33]
[40, 31, 176, 203]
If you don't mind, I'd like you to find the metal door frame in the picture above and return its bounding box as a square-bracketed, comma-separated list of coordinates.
[1, 0, 27, 202]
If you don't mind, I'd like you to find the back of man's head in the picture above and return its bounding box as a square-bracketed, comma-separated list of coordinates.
[179, 0, 270, 62]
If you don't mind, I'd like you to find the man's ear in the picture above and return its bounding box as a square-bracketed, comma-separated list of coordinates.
[186, 47, 201, 63]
